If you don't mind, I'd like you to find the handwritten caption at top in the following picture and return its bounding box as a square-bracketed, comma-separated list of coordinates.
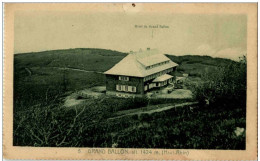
[135, 24, 169, 29]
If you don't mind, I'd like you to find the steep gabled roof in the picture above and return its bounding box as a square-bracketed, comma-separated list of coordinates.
[104, 54, 144, 77]
[137, 54, 170, 67]
[104, 50, 178, 77]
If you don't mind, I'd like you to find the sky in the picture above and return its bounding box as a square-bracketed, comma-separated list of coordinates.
[14, 11, 247, 61]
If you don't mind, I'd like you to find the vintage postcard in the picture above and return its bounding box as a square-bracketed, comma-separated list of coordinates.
[3, 3, 257, 160]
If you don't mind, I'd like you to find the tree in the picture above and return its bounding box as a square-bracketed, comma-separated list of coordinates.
[192, 56, 246, 108]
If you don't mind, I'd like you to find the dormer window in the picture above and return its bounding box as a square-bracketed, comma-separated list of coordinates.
[119, 76, 129, 81]
[145, 60, 170, 70]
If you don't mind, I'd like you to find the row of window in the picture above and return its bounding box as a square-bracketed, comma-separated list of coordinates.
[144, 79, 172, 91]
[119, 76, 129, 81]
[144, 68, 174, 81]
[146, 60, 170, 70]
[118, 67, 173, 82]
[116, 85, 137, 93]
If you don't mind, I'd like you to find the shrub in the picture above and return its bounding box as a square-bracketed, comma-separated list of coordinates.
[149, 98, 193, 105]
[191, 56, 246, 108]
[99, 96, 149, 112]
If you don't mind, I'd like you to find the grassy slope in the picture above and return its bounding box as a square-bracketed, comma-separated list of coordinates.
[14, 48, 245, 149]
[14, 48, 126, 106]
[15, 48, 126, 71]
[14, 49, 234, 105]
[166, 54, 234, 77]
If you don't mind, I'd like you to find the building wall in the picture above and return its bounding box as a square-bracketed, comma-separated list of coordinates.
[169, 66, 177, 77]
[143, 67, 177, 84]
[105, 66, 177, 96]
[106, 74, 144, 95]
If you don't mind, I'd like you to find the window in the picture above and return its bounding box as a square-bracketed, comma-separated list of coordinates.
[119, 76, 129, 81]
[149, 83, 156, 89]
[116, 85, 121, 91]
[116, 85, 136, 93]
[122, 85, 126, 91]
[132, 87, 136, 93]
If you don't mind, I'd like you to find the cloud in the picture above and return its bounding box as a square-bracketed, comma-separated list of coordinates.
[194, 44, 246, 61]
[214, 48, 246, 61]
[195, 44, 216, 56]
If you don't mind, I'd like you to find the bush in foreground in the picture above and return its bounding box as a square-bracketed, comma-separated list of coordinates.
[191, 56, 246, 108]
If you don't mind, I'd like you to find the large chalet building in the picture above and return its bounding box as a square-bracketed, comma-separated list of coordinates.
[104, 48, 178, 97]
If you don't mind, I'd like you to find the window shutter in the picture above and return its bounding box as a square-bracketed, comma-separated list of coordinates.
[129, 86, 132, 92]
[128, 86, 132, 92]
[116, 85, 119, 91]
[133, 87, 136, 93]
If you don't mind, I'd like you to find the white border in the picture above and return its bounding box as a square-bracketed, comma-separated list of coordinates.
[1, 1, 258, 161]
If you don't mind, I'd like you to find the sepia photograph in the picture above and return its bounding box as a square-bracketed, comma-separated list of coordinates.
[3, 3, 257, 160]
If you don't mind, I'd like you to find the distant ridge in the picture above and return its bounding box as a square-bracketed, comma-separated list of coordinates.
[15, 48, 128, 55]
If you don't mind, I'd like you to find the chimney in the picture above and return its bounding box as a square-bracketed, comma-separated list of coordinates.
[147, 48, 150, 51]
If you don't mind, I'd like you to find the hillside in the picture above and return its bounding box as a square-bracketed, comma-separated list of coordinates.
[166, 54, 234, 77]
[14, 48, 236, 105]
[13, 48, 245, 149]
[14, 48, 126, 105]
[15, 48, 127, 72]
[15, 48, 235, 79]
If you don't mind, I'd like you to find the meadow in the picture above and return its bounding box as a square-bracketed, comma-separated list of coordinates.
[13, 48, 246, 149]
